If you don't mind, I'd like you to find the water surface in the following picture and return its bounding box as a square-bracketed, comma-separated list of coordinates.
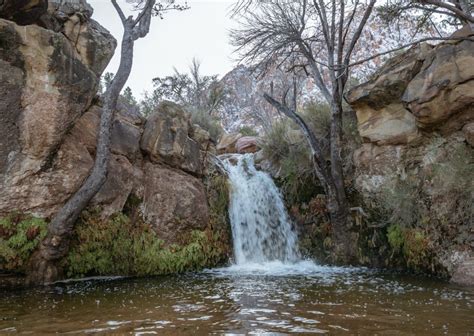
[1, 264, 473, 334]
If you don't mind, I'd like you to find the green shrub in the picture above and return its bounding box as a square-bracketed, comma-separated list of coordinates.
[0, 214, 47, 272]
[238, 126, 258, 137]
[190, 109, 223, 141]
[403, 229, 431, 270]
[205, 171, 232, 256]
[385, 223, 433, 272]
[387, 224, 404, 252]
[65, 211, 227, 278]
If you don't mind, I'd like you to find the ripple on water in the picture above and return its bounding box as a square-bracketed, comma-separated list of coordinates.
[0, 268, 473, 334]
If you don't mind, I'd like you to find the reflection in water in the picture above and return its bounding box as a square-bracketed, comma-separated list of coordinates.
[1, 268, 473, 334]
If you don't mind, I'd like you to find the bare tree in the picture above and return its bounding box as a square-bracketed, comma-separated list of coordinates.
[378, 0, 473, 29]
[232, 0, 378, 261]
[232, 0, 473, 262]
[27, 0, 187, 285]
[151, 58, 226, 115]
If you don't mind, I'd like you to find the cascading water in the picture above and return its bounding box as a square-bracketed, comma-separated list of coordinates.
[220, 153, 301, 265]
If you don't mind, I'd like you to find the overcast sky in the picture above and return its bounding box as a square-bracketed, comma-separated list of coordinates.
[89, 0, 238, 98]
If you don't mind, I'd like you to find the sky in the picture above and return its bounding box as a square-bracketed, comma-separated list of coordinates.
[89, 0, 238, 98]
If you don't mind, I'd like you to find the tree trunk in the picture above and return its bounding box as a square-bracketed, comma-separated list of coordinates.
[328, 100, 355, 263]
[26, 20, 140, 285]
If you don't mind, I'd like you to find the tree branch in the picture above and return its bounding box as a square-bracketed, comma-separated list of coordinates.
[111, 0, 127, 23]
[263, 92, 331, 186]
[420, 0, 474, 23]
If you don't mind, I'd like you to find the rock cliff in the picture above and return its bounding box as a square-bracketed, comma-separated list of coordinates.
[0, 0, 230, 281]
[347, 30, 474, 285]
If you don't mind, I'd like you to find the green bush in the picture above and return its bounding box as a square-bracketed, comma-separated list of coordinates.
[387, 224, 404, 252]
[238, 126, 258, 137]
[0, 214, 47, 272]
[385, 224, 433, 272]
[190, 109, 223, 141]
[65, 211, 227, 278]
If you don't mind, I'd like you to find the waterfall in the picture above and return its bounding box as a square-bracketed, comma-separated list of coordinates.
[220, 154, 301, 265]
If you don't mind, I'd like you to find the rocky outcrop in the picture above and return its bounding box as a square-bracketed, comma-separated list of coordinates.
[347, 37, 474, 144]
[0, 0, 117, 220]
[348, 34, 474, 285]
[140, 101, 202, 176]
[0, 0, 230, 276]
[40, 0, 116, 77]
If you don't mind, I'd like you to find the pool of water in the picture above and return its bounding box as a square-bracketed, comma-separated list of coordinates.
[1, 263, 473, 334]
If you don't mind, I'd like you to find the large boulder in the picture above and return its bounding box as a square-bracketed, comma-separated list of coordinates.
[141, 163, 210, 243]
[91, 154, 142, 218]
[42, 0, 115, 77]
[192, 124, 213, 151]
[402, 39, 474, 132]
[140, 101, 202, 176]
[216, 133, 243, 154]
[236, 136, 260, 153]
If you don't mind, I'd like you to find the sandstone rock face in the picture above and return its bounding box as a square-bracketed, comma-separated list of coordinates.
[0, 131, 94, 218]
[236, 136, 260, 154]
[403, 40, 474, 131]
[217, 133, 243, 154]
[347, 38, 474, 144]
[349, 35, 474, 283]
[141, 101, 202, 176]
[0, 7, 115, 218]
[192, 124, 212, 150]
[141, 163, 209, 242]
[0, 18, 100, 164]
[0, 1, 230, 278]
[354, 103, 420, 145]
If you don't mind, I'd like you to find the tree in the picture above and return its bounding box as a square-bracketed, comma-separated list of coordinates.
[232, 0, 378, 261]
[150, 57, 226, 114]
[143, 58, 226, 139]
[378, 0, 473, 29]
[103, 72, 115, 92]
[27, 0, 187, 285]
[122, 86, 138, 106]
[232, 0, 474, 262]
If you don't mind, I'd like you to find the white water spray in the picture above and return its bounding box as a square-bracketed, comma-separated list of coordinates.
[220, 154, 300, 265]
